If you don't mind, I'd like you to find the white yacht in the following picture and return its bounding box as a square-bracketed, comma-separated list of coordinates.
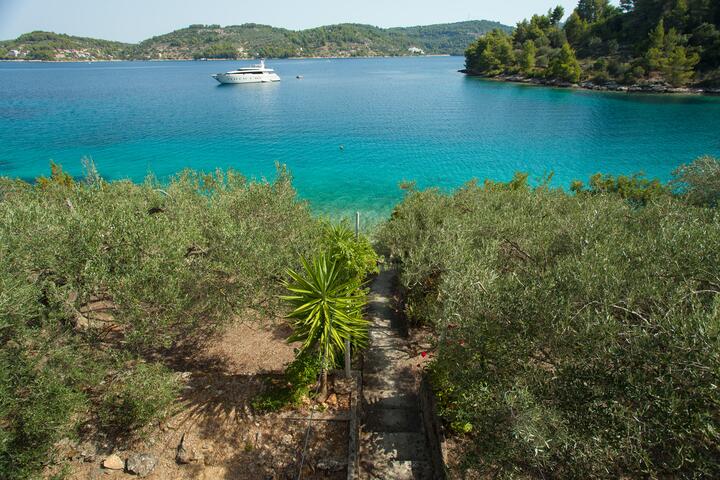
[211, 59, 281, 84]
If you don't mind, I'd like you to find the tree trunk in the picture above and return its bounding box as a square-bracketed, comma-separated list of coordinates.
[320, 368, 328, 400]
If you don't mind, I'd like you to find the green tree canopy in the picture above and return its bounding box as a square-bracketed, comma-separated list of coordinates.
[520, 40, 537, 74]
[576, 0, 611, 22]
[465, 30, 515, 75]
[547, 42, 582, 82]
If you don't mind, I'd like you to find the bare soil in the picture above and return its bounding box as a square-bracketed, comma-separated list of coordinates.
[61, 318, 350, 480]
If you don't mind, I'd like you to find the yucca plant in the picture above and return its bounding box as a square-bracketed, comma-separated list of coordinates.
[282, 254, 369, 397]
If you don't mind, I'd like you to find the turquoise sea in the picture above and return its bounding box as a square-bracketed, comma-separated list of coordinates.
[1, 56, 719, 219]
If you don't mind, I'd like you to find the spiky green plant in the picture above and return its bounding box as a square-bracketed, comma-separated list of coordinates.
[282, 254, 369, 396]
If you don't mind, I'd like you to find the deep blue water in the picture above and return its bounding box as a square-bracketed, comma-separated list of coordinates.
[1, 56, 719, 220]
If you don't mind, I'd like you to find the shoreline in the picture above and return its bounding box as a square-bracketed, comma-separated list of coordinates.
[460, 70, 720, 96]
[0, 54, 455, 64]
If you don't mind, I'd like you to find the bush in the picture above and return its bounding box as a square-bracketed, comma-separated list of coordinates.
[571, 172, 671, 205]
[671, 155, 720, 207]
[0, 348, 84, 480]
[252, 349, 322, 412]
[321, 222, 379, 281]
[0, 163, 319, 478]
[99, 363, 179, 433]
[378, 175, 720, 478]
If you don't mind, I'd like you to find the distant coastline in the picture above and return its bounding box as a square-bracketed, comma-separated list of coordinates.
[0, 21, 509, 62]
[0, 54, 454, 64]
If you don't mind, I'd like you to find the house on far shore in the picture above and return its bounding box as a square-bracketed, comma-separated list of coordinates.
[408, 46, 425, 55]
[9, 50, 20, 57]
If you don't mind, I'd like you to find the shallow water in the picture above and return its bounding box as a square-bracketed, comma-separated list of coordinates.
[1, 56, 719, 221]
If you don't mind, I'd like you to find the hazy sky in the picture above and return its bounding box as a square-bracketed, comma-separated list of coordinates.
[0, 0, 587, 43]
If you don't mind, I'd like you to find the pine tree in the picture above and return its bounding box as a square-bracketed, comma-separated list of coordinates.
[547, 42, 582, 82]
[520, 40, 537, 74]
[577, 0, 610, 23]
[645, 19, 666, 72]
[663, 44, 700, 86]
[644, 19, 699, 86]
[564, 11, 589, 45]
[468, 30, 516, 76]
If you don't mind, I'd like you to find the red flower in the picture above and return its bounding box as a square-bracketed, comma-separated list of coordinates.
[421, 351, 427, 358]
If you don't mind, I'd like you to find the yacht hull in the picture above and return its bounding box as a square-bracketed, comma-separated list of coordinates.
[212, 73, 281, 84]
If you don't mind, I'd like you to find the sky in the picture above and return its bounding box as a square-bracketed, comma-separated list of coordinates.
[0, 0, 589, 43]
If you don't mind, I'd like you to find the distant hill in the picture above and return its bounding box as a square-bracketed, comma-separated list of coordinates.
[0, 31, 130, 61]
[0, 20, 512, 61]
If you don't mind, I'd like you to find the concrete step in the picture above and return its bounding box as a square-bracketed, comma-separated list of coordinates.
[363, 359, 414, 375]
[361, 460, 433, 480]
[363, 373, 417, 392]
[360, 431, 429, 462]
[364, 348, 409, 366]
[368, 330, 406, 348]
[363, 406, 422, 433]
[363, 388, 419, 409]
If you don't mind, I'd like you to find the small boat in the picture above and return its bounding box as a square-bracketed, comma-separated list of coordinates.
[211, 59, 281, 84]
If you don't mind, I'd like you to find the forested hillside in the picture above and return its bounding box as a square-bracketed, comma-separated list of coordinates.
[0, 31, 129, 61]
[0, 20, 511, 61]
[465, 0, 720, 89]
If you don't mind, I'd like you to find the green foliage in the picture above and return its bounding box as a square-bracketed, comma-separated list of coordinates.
[128, 21, 513, 60]
[564, 11, 589, 45]
[573, 172, 672, 205]
[379, 173, 720, 478]
[671, 155, 720, 207]
[577, 0, 611, 22]
[321, 223, 379, 282]
[465, 29, 516, 75]
[251, 349, 322, 412]
[36, 161, 75, 189]
[519, 40, 537, 74]
[193, 42, 239, 59]
[468, 0, 719, 87]
[645, 20, 700, 86]
[2, 30, 130, 60]
[0, 163, 318, 478]
[99, 363, 179, 433]
[5, 21, 514, 61]
[282, 255, 369, 367]
[663, 42, 701, 86]
[547, 42, 582, 82]
[0, 348, 84, 480]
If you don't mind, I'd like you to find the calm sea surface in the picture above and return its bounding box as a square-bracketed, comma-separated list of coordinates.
[1, 56, 719, 219]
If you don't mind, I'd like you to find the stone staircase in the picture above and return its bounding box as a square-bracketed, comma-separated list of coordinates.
[358, 270, 434, 479]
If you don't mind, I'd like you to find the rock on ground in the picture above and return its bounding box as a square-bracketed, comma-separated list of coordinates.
[101, 454, 124, 470]
[126, 453, 157, 477]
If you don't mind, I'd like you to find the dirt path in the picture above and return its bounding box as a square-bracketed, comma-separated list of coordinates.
[358, 269, 434, 479]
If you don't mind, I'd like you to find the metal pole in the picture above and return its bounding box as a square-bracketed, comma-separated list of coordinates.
[345, 211, 360, 379]
[355, 211, 360, 240]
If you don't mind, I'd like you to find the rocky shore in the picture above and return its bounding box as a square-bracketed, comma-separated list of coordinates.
[460, 70, 720, 95]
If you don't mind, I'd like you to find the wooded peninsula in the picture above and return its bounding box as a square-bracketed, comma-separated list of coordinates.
[464, 0, 720, 92]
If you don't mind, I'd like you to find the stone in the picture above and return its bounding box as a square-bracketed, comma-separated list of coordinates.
[176, 433, 202, 464]
[78, 441, 97, 462]
[102, 453, 124, 470]
[316, 459, 347, 471]
[325, 393, 338, 407]
[333, 377, 353, 394]
[126, 453, 157, 477]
